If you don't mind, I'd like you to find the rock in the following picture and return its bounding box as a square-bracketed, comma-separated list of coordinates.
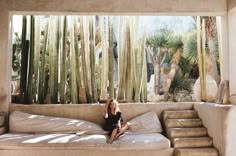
[147, 92, 164, 102]
[193, 74, 218, 102]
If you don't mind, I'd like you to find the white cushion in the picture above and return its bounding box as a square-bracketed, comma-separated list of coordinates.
[126, 111, 162, 134]
[9, 111, 107, 135]
[0, 133, 170, 150]
[113, 133, 170, 150]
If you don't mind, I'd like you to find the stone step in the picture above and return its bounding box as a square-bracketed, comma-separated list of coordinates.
[175, 148, 218, 156]
[172, 137, 213, 148]
[168, 127, 207, 138]
[165, 118, 203, 128]
[163, 110, 198, 121]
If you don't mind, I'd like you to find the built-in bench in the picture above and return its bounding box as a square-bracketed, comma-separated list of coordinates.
[0, 102, 235, 156]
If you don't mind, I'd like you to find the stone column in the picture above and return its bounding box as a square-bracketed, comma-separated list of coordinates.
[0, 1, 11, 112]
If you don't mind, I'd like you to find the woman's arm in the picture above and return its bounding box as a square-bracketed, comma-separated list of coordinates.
[117, 120, 121, 129]
[103, 101, 109, 118]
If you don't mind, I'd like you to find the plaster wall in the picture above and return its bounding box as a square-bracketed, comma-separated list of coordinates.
[217, 15, 229, 81]
[7, 0, 227, 15]
[0, 0, 11, 112]
[228, 0, 236, 11]
[228, 8, 236, 103]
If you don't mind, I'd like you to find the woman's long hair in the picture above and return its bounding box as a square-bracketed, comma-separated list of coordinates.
[107, 99, 120, 116]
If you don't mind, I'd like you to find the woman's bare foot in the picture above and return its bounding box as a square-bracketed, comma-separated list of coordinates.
[106, 138, 113, 144]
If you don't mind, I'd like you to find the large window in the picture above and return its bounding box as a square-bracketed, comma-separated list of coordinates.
[11, 15, 221, 104]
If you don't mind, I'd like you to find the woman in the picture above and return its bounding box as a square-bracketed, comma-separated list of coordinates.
[103, 99, 129, 144]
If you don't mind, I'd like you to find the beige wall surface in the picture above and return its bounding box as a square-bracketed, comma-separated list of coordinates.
[6, 0, 227, 14]
[194, 103, 236, 156]
[0, 0, 11, 112]
[228, 0, 236, 11]
[228, 9, 236, 103]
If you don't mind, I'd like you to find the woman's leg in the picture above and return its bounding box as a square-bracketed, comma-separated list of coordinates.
[115, 123, 129, 139]
[107, 128, 118, 144]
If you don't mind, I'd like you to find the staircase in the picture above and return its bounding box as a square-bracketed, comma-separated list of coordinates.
[163, 110, 218, 156]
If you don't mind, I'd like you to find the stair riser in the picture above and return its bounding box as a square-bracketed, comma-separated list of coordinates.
[165, 119, 203, 128]
[175, 148, 218, 156]
[175, 152, 218, 156]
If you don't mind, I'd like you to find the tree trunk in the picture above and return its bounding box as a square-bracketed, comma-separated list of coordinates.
[205, 17, 220, 84]
[89, 16, 98, 102]
[164, 49, 181, 101]
[154, 47, 161, 94]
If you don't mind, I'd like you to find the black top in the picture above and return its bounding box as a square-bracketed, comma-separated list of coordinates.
[103, 111, 123, 135]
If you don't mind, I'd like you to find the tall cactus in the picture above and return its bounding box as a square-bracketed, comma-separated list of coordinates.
[197, 16, 204, 101]
[60, 16, 67, 104]
[100, 16, 108, 101]
[117, 16, 126, 101]
[142, 46, 148, 102]
[27, 15, 35, 104]
[125, 18, 133, 102]
[70, 16, 79, 103]
[19, 16, 29, 103]
[201, 18, 207, 101]
[49, 16, 59, 103]
[80, 16, 92, 103]
[108, 16, 114, 98]
[38, 19, 49, 104]
[134, 34, 146, 102]
[34, 16, 41, 103]
[89, 16, 97, 102]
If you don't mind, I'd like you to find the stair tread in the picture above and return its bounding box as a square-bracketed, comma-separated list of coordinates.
[165, 119, 203, 128]
[175, 148, 218, 156]
[163, 110, 198, 120]
[173, 136, 212, 141]
[168, 127, 208, 138]
[172, 137, 213, 148]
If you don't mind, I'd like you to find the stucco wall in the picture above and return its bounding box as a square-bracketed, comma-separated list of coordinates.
[0, 0, 11, 112]
[194, 103, 236, 156]
[228, 0, 236, 11]
[228, 8, 236, 103]
[7, 0, 227, 14]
